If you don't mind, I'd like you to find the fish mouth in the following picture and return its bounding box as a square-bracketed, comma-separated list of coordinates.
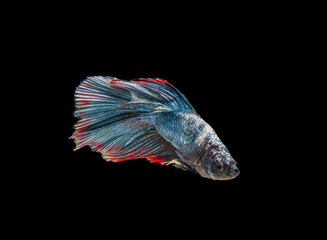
[207, 168, 240, 181]
[195, 164, 240, 180]
[228, 169, 240, 178]
[215, 165, 240, 180]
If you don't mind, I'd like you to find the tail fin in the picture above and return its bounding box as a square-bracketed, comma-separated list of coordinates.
[71, 76, 192, 164]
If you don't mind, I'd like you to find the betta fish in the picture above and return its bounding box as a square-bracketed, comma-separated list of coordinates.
[71, 76, 239, 180]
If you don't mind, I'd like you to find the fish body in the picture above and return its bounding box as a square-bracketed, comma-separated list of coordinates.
[72, 77, 239, 180]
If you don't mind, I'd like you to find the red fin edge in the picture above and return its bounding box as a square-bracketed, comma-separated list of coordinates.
[147, 156, 169, 165]
[133, 78, 174, 88]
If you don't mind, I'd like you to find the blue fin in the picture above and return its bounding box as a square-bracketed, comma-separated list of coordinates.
[130, 78, 196, 114]
[72, 76, 194, 164]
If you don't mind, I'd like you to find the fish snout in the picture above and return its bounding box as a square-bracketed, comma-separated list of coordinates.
[228, 165, 240, 178]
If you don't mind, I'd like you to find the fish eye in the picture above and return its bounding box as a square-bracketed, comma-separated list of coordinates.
[215, 165, 223, 172]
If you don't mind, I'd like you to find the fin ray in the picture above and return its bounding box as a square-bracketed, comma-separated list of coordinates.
[72, 76, 184, 163]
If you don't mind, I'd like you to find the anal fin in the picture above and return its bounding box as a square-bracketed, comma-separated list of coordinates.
[147, 153, 179, 165]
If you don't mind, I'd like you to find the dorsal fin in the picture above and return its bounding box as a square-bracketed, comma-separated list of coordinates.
[110, 78, 197, 114]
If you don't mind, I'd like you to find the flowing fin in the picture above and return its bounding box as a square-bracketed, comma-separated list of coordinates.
[131, 78, 197, 114]
[72, 76, 180, 163]
[100, 125, 176, 162]
[147, 153, 180, 165]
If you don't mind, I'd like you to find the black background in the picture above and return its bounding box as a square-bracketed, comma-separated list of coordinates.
[17, 5, 312, 237]
[56, 22, 282, 186]
[51, 29, 283, 223]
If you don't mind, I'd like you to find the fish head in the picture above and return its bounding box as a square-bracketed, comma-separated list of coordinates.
[196, 143, 240, 180]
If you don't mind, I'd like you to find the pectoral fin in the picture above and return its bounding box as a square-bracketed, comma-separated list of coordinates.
[168, 159, 199, 175]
